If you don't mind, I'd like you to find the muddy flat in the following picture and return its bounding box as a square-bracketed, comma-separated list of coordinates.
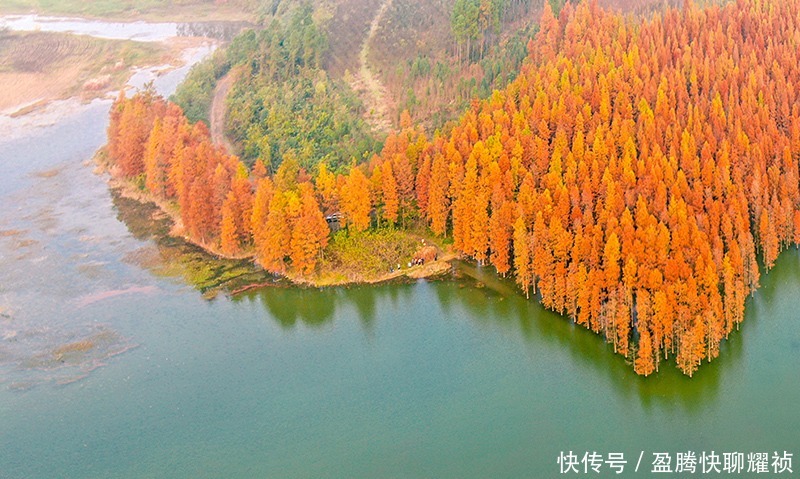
[0, 31, 194, 115]
[0, 1, 253, 22]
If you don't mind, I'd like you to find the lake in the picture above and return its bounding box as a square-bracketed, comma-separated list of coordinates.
[0, 17, 799, 479]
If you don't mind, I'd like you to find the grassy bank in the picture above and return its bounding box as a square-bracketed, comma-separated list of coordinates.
[305, 228, 455, 286]
[97, 149, 455, 292]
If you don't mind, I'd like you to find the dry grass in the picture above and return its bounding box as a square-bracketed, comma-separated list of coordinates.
[323, 0, 382, 78]
[0, 31, 175, 114]
[367, 0, 665, 128]
[347, 0, 393, 132]
[53, 340, 95, 358]
[0, 0, 255, 22]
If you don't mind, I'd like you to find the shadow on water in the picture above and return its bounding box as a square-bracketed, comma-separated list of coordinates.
[753, 248, 800, 303]
[233, 256, 738, 414]
[246, 287, 336, 329]
[451, 251, 800, 412]
[112, 182, 800, 414]
[111, 185, 421, 331]
[111, 188, 278, 295]
[234, 282, 417, 332]
[351, 286, 378, 333]
[450, 260, 729, 414]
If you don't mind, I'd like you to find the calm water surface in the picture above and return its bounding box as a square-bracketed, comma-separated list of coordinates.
[0, 19, 799, 479]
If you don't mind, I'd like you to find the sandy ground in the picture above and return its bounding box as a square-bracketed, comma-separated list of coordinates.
[0, 33, 204, 116]
[0, 2, 253, 23]
[0, 69, 82, 115]
[209, 65, 239, 153]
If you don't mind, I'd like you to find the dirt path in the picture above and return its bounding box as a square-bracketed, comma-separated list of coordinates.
[349, 0, 394, 133]
[210, 67, 237, 153]
[0, 31, 178, 116]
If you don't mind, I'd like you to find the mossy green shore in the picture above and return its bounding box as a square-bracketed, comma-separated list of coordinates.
[104, 161, 457, 296]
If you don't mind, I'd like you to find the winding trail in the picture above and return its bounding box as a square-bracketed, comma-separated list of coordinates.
[349, 0, 393, 133]
[210, 67, 237, 153]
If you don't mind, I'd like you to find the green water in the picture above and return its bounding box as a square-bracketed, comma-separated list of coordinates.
[2, 155, 799, 478]
[1, 251, 799, 478]
[1, 20, 799, 479]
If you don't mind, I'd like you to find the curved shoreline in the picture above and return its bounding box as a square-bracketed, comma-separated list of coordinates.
[99, 150, 460, 292]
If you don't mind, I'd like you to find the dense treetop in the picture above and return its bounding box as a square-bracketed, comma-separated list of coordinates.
[109, 0, 800, 376]
[173, 4, 378, 173]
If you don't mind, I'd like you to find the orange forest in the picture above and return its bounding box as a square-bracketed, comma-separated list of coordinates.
[106, 0, 800, 377]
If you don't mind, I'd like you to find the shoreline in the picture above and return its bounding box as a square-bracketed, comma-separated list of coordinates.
[97, 150, 461, 292]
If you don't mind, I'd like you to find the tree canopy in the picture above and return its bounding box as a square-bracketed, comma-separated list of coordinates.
[109, 0, 800, 376]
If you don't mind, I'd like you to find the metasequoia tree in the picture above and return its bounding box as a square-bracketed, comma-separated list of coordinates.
[107, 0, 800, 375]
[358, 0, 800, 375]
